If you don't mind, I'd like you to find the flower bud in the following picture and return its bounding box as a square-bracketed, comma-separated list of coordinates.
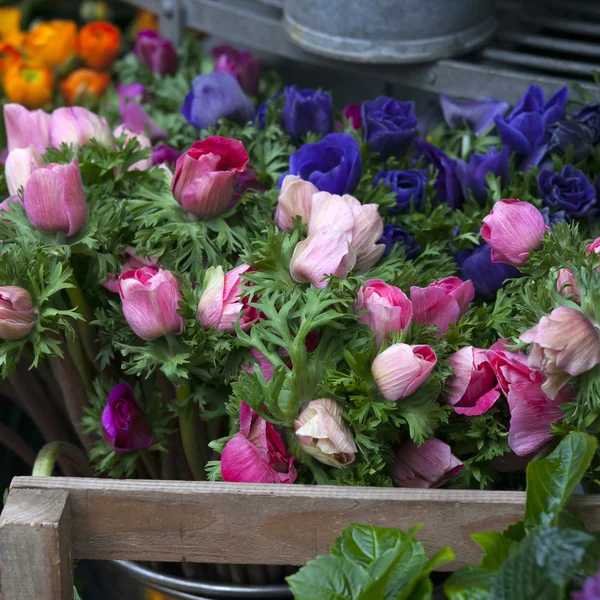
[5, 146, 44, 196]
[372, 343, 436, 401]
[196, 264, 260, 331]
[282, 86, 333, 138]
[410, 276, 475, 335]
[134, 30, 178, 75]
[290, 225, 356, 288]
[172, 137, 249, 217]
[587, 237, 600, 257]
[113, 125, 152, 171]
[23, 20, 77, 68]
[77, 21, 121, 71]
[0, 286, 35, 340]
[152, 144, 180, 168]
[222, 402, 296, 483]
[212, 45, 260, 96]
[3, 61, 55, 109]
[23, 158, 87, 236]
[556, 268, 580, 303]
[481, 199, 547, 266]
[50, 107, 112, 149]
[274, 175, 317, 230]
[355, 279, 412, 347]
[521, 306, 600, 398]
[445, 346, 501, 416]
[3, 103, 50, 153]
[118, 266, 184, 341]
[101, 383, 153, 454]
[294, 398, 357, 468]
[391, 439, 463, 488]
[60, 69, 111, 106]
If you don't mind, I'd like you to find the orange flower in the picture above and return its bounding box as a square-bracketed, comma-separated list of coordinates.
[131, 10, 158, 39]
[77, 21, 121, 70]
[24, 20, 77, 68]
[0, 8, 21, 40]
[3, 61, 54, 108]
[60, 68, 111, 105]
[0, 42, 21, 73]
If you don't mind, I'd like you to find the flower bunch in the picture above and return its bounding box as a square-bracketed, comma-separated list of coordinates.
[1, 34, 600, 505]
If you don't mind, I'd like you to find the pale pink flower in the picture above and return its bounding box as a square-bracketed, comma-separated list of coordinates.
[5, 146, 44, 196]
[0, 286, 35, 341]
[294, 398, 357, 468]
[521, 307, 600, 398]
[372, 343, 436, 401]
[274, 175, 318, 230]
[481, 199, 547, 266]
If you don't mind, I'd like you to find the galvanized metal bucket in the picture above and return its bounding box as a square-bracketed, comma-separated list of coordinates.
[283, 0, 497, 63]
[103, 561, 293, 600]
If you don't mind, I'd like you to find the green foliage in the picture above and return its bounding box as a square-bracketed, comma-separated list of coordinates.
[444, 432, 599, 600]
[287, 524, 453, 600]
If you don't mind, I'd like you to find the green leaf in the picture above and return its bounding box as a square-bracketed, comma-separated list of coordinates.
[525, 432, 597, 529]
[444, 566, 496, 600]
[471, 531, 514, 571]
[489, 527, 595, 600]
[286, 555, 371, 600]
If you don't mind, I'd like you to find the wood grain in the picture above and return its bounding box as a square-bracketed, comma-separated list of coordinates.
[0, 488, 73, 600]
[10, 477, 600, 571]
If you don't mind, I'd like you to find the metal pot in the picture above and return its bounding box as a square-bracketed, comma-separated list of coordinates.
[90, 561, 293, 600]
[283, 0, 497, 63]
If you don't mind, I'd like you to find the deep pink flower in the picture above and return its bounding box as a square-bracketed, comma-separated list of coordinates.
[391, 439, 463, 488]
[355, 279, 412, 347]
[586, 237, 600, 258]
[172, 137, 249, 217]
[343, 104, 362, 129]
[487, 339, 540, 397]
[134, 30, 178, 75]
[410, 276, 474, 335]
[196, 264, 260, 331]
[221, 402, 296, 483]
[481, 199, 547, 266]
[445, 346, 501, 416]
[507, 379, 572, 456]
[118, 266, 184, 341]
[103, 248, 158, 293]
[212, 45, 260, 96]
[101, 383, 153, 454]
[372, 343, 436, 401]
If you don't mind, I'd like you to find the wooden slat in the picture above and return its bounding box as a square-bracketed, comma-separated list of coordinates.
[0, 488, 73, 600]
[11, 477, 600, 571]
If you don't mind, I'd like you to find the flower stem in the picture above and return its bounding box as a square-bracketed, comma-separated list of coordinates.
[66, 273, 98, 371]
[176, 383, 206, 481]
[32, 441, 93, 477]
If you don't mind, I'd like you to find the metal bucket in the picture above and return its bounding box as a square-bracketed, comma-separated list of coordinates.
[283, 0, 497, 63]
[98, 561, 293, 600]
[81, 560, 447, 599]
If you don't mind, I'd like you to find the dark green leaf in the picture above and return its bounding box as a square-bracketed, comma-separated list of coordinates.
[286, 555, 371, 600]
[525, 432, 597, 529]
[471, 532, 514, 571]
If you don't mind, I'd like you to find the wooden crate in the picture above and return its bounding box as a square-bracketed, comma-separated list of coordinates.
[1, 476, 600, 600]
